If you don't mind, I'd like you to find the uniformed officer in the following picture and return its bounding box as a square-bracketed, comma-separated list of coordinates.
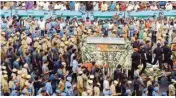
[110, 80, 118, 96]
[86, 80, 93, 96]
[152, 43, 163, 69]
[162, 41, 172, 68]
[145, 40, 153, 64]
[20, 74, 27, 90]
[139, 43, 147, 75]
[57, 76, 65, 92]
[131, 48, 141, 80]
[77, 71, 83, 96]
[2, 75, 9, 93]
[93, 83, 100, 96]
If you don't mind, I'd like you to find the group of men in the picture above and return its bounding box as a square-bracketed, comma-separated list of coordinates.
[1, 8, 176, 96]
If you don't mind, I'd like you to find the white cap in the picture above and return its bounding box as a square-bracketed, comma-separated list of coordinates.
[90, 75, 94, 79]
[24, 63, 28, 68]
[17, 70, 22, 74]
[88, 80, 93, 84]
[114, 80, 118, 84]
[62, 62, 66, 66]
[128, 81, 132, 84]
[11, 34, 14, 36]
[78, 71, 83, 74]
[3, 74, 8, 78]
[26, 75, 31, 79]
[2, 66, 6, 70]
[97, 83, 101, 86]
[12, 68, 17, 72]
[67, 77, 72, 81]
[2, 71, 7, 74]
[1, 32, 5, 35]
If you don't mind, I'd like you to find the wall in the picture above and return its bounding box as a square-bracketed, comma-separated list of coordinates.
[1, 9, 176, 20]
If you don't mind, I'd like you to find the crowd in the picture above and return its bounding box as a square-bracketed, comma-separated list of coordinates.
[1, 5, 176, 96]
[1, 1, 176, 11]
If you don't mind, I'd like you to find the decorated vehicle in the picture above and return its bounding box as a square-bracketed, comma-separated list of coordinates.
[81, 37, 133, 75]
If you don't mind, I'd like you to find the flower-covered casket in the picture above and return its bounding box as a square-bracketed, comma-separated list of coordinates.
[81, 37, 133, 73]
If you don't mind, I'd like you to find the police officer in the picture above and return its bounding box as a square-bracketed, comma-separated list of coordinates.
[145, 40, 153, 64]
[131, 48, 141, 80]
[77, 71, 83, 96]
[93, 83, 100, 96]
[162, 41, 172, 68]
[139, 43, 147, 75]
[152, 43, 163, 69]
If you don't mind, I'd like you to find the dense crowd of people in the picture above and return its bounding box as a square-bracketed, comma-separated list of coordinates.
[1, 2, 176, 96]
[1, 1, 176, 11]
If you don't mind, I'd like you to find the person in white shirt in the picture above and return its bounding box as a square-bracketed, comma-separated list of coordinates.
[54, 2, 61, 10]
[134, 2, 140, 11]
[43, 1, 49, 10]
[38, 17, 46, 36]
[103, 76, 110, 92]
[75, 1, 80, 11]
[101, 2, 108, 11]
[126, 1, 135, 11]
[150, 3, 158, 10]
[165, 1, 173, 10]
[60, 3, 66, 10]
[93, 1, 99, 11]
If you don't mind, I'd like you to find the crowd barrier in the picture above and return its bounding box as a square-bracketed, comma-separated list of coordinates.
[1, 9, 176, 20]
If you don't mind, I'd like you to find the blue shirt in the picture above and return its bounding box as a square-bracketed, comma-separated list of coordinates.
[65, 81, 72, 92]
[45, 82, 53, 95]
[10, 90, 20, 96]
[13, 61, 20, 69]
[109, 3, 115, 11]
[72, 60, 78, 73]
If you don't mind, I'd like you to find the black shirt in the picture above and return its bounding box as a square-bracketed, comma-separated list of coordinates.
[153, 47, 163, 57]
[162, 45, 172, 56]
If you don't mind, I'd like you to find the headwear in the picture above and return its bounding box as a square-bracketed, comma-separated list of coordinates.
[88, 80, 93, 84]
[56, 89, 61, 94]
[67, 77, 72, 81]
[164, 41, 168, 45]
[62, 62, 66, 66]
[128, 81, 132, 84]
[61, 92, 66, 96]
[125, 89, 132, 95]
[2, 71, 7, 74]
[24, 63, 28, 68]
[157, 43, 161, 47]
[26, 75, 31, 79]
[138, 65, 143, 69]
[12, 68, 17, 72]
[17, 70, 22, 75]
[2, 66, 6, 70]
[21, 74, 26, 78]
[1, 32, 5, 35]
[61, 38, 66, 41]
[149, 76, 153, 80]
[114, 80, 118, 85]
[16, 32, 20, 35]
[162, 92, 167, 96]
[97, 83, 101, 86]
[90, 75, 94, 79]
[154, 87, 159, 92]
[64, 41, 69, 45]
[3, 74, 8, 78]
[78, 71, 83, 74]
